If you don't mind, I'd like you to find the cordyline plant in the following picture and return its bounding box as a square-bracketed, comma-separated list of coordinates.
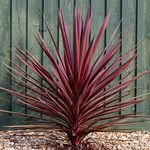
[0, 8, 149, 148]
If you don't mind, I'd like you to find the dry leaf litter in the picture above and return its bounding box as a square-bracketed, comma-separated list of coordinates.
[0, 130, 150, 150]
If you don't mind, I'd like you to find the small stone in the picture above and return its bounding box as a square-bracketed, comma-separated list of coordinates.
[0, 130, 150, 149]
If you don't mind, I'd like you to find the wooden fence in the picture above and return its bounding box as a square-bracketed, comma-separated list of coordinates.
[0, 0, 150, 128]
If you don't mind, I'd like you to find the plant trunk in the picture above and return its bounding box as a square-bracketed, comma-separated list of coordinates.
[67, 133, 80, 149]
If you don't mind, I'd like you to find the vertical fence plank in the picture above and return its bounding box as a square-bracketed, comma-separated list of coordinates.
[0, 0, 11, 116]
[59, 0, 74, 58]
[107, 0, 121, 41]
[143, 0, 150, 114]
[106, 0, 121, 119]
[121, 0, 136, 114]
[136, 0, 147, 114]
[43, 0, 58, 71]
[91, 0, 105, 56]
[42, 0, 58, 118]
[27, 0, 43, 115]
[75, 0, 90, 17]
[11, 0, 27, 113]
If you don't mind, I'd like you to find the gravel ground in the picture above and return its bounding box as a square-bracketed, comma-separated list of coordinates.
[0, 130, 150, 150]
